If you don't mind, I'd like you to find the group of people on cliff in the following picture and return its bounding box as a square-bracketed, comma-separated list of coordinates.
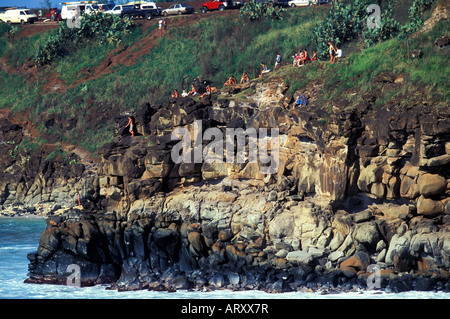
[166, 43, 343, 111]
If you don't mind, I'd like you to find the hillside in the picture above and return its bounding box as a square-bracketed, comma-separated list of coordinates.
[0, 0, 449, 293]
[0, 1, 448, 158]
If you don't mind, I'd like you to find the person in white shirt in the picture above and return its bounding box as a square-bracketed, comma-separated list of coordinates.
[335, 47, 343, 59]
[159, 19, 163, 34]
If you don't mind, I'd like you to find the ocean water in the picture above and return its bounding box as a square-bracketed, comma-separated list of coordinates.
[1, 217, 449, 300]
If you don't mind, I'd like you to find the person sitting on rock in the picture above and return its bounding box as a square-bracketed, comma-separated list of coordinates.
[181, 90, 188, 97]
[240, 72, 250, 84]
[335, 46, 343, 61]
[224, 75, 237, 86]
[311, 50, 317, 61]
[294, 94, 308, 108]
[171, 89, 179, 98]
[300, 49, 310, 66]
[201, 85, 212, 97]
[297, 51, 305, 66]
[188, 85, 197, 96]
[292, 53, 300, 66]
[125, 116, 135, 137]
[259, 62, 270, 77]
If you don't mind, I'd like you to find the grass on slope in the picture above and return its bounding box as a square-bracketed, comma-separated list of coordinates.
[0, 3, 448, 157]
[284, 18, 449, 112]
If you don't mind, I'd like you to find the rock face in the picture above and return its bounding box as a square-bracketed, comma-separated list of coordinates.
[22, 76, 450, 292]
[0, 118, 98, 215]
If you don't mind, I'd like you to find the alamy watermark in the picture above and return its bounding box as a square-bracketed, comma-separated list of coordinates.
[366, 264, 381, 290]
[66, 264, 81, 287]
[171, 120, 280, 175]
[66, 8, 81, 29]
[366, 4, 381, 30]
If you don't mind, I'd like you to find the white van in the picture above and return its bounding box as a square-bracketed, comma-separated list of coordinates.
[60, 1, 99, 20]
[0, 8, 38, 24]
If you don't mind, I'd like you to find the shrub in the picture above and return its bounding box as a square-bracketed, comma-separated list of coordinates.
[240, 1, 286, 21]
[399, 0, 435, 38]
[34, 13, 135, 66]
[363, 3, 400, 47]
[313, 0, 369, 59]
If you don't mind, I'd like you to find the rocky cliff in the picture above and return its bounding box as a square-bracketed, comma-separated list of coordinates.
[22, 74, 450, 293]
[0, 117, 99, 216]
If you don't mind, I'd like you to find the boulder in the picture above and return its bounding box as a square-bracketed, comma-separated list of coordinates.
[417, 174, 446, 197]
[328, 250, 344, 262]
[268, 211, 294, 240]
[187, 231, 204, 253]
[329, 231, 345, 251]
[352, 210, 373, 223]
[210, 274, 227, 288]
[400, 174, 420, 199]
[383, 204, 410, 220]
[435, 35, 450, 48]
[353, 222, 380, 248]
[340, 251, 370, 272]
[417, 196, 445, 217]
[392, 246, 414, 272]
[386, 233, 411, 265]
[286, 250, 313, 265]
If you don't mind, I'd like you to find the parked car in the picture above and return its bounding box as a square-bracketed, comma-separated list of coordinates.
[253, 0, 291, 6]
[0, 8, 38, 24]
[60, 2, 99, 20]
[121, 2, 162, 20]
[201, 0, 243, 13]
[98, 3, 114, 11]
[162, 3, 194, 16]
[104, 4, 133, 15]
[274, 0, 292, 7]
[287, 0, 317, 7]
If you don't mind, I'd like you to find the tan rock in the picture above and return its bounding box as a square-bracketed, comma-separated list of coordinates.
[201, 161, 229, 180]
[417, 173, 446, 196]
[318, 140, 349, 200]
[143, 163, 171, 179]
[187, 231, 204, 252]
[386, 176, 400, 199]
[370, 182, 386, 198]
[400, 174, 420, 199]
[340, 252, 370, 272]
[417, 196, 445, 217]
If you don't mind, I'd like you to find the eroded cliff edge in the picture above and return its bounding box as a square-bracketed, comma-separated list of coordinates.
[20, 75, 450, 292]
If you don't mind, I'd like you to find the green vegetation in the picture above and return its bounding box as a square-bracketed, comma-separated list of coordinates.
[8, 138, 39, 164]
[0, 0, 447, 158]
[363, 3, 400, 48]
[289, 17, 449, 110]
[45, 143, 67, 161]
[399, 0, 436, 38]
[313, 0, 369, 58]
[313, 0, 437, 57]
[240, 1, 287, 21]
[34, 13, 136, 66]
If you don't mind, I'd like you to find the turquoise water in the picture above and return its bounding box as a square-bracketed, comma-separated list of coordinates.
[1, 217, 449, 299]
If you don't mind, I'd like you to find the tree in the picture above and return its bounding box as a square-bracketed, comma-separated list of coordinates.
[363, 3, 400, 47]
[240, 0, 286, 22]
[40, 0, 52, 9]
